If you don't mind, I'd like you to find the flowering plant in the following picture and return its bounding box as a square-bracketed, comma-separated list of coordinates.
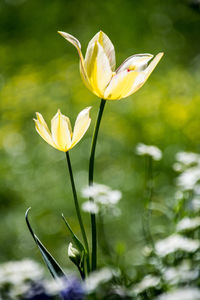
[21, 30, 182, 299]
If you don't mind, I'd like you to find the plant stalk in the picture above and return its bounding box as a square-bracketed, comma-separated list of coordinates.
[89, 99, 106, 271]
[65, 151, 90, 272]
[143, 155, 154, 247]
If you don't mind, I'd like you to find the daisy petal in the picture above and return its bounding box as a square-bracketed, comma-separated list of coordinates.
[116, 54, 153, 73]
[85, 42, 113, 97]
[71, 107, 91, 147]
[86, 31, 116, 71]
[104, 70, 139, 100]
[51, 110, 72, 151]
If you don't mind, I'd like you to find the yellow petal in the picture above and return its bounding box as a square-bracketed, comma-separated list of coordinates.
[85, 42, 113, 97]
[51, 109, 72, 151]
[35, 112, 51, 133]
[144, 52, 164, 80]
[34, 117, 55, 148]
[104, 70, 139, 100]
[58, 31, 92, 92]
[86, 31, 116, 71]
[116, 54, 153, 73]
[71, 107, 91, 148]
[58, 31, 82, 50]
[125, 52, 164, 97]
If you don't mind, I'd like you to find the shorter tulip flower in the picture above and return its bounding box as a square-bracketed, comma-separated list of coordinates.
[34, 107, 91, 152]
[58, 30, 163, 100]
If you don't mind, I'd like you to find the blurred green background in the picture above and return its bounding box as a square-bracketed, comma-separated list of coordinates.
[0, 0, 200, 271]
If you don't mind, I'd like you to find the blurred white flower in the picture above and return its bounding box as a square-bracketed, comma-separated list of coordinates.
[176, 217, 200, 232]
[0, 259, 43, 298]
[85, 268, 115, 293]
[0, 259, 43, 285]
[176, 152, 200, 166]
[136, 143, 162, 160]
[96, 190, 122, 205]
[81, 183, 122, 215]
[82, 201, 99, 214]
[134, 275, 160, 294]
[163, 261, 198, 284]
[194, 184, 200, 195]
[82, 183, 110, 198]
[157, 287, 200, 300]
[177, 167, 200, 190]
[174, 151, 200, 191]
[43, 279, 61, 296]
[82, 183, 121, 204]
[173, 162, 183, 172]
[155, 234, 200, 257]
[191, 197, 200, 212]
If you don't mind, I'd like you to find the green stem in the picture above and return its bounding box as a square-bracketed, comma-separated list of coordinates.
[65, 151, 90, 272]
[143, 155, 154, 247]
[89, 99, 106, 271]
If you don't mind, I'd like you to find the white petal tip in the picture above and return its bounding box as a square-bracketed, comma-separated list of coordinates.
[35, 112, 41, 118]
[86, 106, 92, 111]
[84, 106, 92, 116]
[57, 31, 67, 37]
[57, 31, 81, 49]
[157, 52, 164, 58]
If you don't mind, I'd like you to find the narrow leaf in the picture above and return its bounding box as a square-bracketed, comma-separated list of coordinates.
[25, 208, 66, 280]
[62, 213, 85, 253]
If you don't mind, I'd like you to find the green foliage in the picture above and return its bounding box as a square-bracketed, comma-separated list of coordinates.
[0, 0, 200, 283]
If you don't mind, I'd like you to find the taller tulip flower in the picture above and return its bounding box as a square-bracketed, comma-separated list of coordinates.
[58, 30, 163, 271]
[58, 30, 163, 100]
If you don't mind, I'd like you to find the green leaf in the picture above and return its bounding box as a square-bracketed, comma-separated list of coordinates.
[62, 213, 85, 253]
[25, 208, 66, 280]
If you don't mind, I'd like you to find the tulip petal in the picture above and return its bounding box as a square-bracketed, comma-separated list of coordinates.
[124, 52, 164, 97]
[34, 116, 55, 148]
[51, 110, 72, 151]
[58, 31, 82, 50]
[85, 42, 113, 97]
[116, 54, 153, 73]
[85, 31, 116, 71]
[104, 70, 139, 100]
[58, 31, 92, 92]
[35, 112, 51, 134]
[144, 52, 164, 80]
[71, 107, 91, 147]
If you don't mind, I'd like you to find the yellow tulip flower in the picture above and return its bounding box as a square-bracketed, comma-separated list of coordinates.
[34, 107, 91, 152]
[58, 30, 163, 100]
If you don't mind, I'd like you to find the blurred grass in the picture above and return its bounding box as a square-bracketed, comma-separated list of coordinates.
[0, 0, 200, 271]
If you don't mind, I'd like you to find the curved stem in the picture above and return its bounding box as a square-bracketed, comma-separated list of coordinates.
[89, 99, 106, 271]
[65, 151, 90, 272]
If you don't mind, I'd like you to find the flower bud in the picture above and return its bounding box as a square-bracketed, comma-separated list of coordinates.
[68, 243, 81, 266]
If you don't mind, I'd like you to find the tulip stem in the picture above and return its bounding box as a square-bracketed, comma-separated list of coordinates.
[65, 151, 90, 272]
[89, 98, 106, 271]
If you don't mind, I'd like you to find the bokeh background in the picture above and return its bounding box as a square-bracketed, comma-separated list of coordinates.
[0, 0, 200, 272]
